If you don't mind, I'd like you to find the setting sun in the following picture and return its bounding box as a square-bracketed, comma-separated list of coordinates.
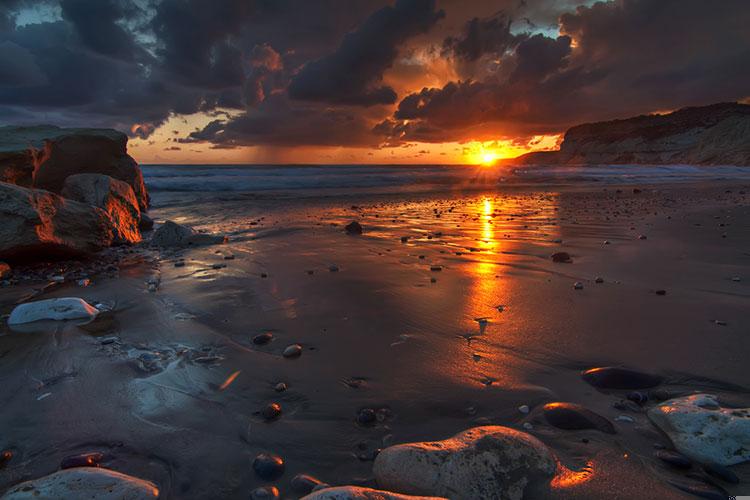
[481, 152, 498, 165]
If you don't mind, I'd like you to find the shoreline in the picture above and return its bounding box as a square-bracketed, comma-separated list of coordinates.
[1, 180, 749, 498]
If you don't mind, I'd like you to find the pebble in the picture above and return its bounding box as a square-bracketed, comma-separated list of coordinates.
[253, 332, 273, 345]
[274, 382, 287, 392]
[174, 261, 185, 267]
[626, 391, 649, 405]
[655, 449, 693, 469]
[614, 415, 635, 423]
[638, 235, 647, 240]
[655, 289, 667, 295]
[262, 402, 282, 420]
[518, 405, 530, 414]
[522, 422, 534, 431]
[252, 453, 285, 480]
[291, 474, 327, 495]
[581, 366, 663, 390]
[283, 344, 302, 358]
[329, 265, 339, 272]
[573, 281, 584, 290]
[345, 221, 363, 235]
[250, 486, 280, 500]
[430, 265, 442, 271]
[1, 450, 12, 468]
[594, 276, 604, 283]
[551, 251, 572, 263]
[60, 452, 104, 469]
[542, 402, 616, 434]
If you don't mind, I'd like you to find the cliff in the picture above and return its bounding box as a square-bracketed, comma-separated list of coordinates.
[511, 102, 750, 166]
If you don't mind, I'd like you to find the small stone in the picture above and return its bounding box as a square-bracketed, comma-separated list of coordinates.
[274, 382, 287, 392]
[542, 402, 615, 434]
[250, 485, 280, 500]
[614, 415, 634, 423]
[713, 320, 727, 326]
[594, 276, 604, 283]
[0, 450, 12, 468]
[262, 402, 282, 420]
[174, 261, 185, 267]
[638, 234, 647, 240]
[211, 263, 226, 270]
[430, 266, 442, 272]
[357, 408, 377, 426]
[430, 277, 437, 283]
[551, 252, 572, 263]
[655, 289, 667, 295]
[581, 366, 663, 390]
[252, 453, 285, 480]
[400, 236, 409, 243]
[253, 333, 273, 345]
[655, 450, 692, 469]
[603, 240, 611, 245]
[77, 278, 91, 287]
[329, 265, 339, 272]
[731, 276, 741, 282]
[522, 422, 534, 431]
[573, 281, 583, 290]
[626, 391, 648, 405]
[345, 221, 363, 235]
[60, 452, 104, 470]
[518, 405, 530, 414]
[283, 344, 303, 358]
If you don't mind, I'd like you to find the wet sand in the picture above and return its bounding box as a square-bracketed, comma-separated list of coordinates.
[1, 182, 749, 498]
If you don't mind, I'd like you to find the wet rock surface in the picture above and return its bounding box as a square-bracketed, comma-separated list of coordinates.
[581, 366, 663, 390]
[542, 402, 616, 434]
[0, 467, 158, 499]
[150, 221, 226, 248]
[301, 487, 447, 500]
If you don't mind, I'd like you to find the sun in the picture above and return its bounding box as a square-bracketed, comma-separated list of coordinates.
[481, 152, 498, 165]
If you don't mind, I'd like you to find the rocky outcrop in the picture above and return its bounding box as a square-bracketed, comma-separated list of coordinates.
[0, 182, 114, 261]
[0, 467, 159, 499]
[648, 393, 750, 466]
[511, 102, 750, 166]
[373, 426, 557, 500]
[62, 174, 141, 244]
[0, 125, 149, 210]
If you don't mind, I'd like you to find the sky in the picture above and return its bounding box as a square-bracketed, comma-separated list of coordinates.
[1, 0, 749, 164]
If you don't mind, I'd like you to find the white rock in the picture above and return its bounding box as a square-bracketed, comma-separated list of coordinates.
[301, 487, 445, 500]
[8, 297, 99, 325]
[373, 426, 557, 500]
[518, 405, 530, 414]
[0, 467, 159, 499]
[648, 393, 750, 466]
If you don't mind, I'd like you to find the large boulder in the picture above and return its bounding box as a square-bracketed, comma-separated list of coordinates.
[302, 487, 446, 500]
[0, 467, 159, 499]
[648, 393, 750, 466]
[62, 174, 141, 244]
[0, 125, 148, 210]
[0, 181, 114, 261]
[150, 220, 226, 248]
[373, 426, 557, 500]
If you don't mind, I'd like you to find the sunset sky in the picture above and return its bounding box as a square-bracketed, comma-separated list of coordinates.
[1, 0, 749, 164]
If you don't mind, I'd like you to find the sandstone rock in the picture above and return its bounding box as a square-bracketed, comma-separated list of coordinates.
[301, 487, 446, 500]
[510, 102, 750, 167]
[373, 426, 557, 500]
[150, 221, 226, 248]
[0, 125, 149, 210]
[0, 182, 113, 260]
[62, 174, 141, 244]
[0, 467, 159, 499]
[8, 297, 99, 325]
[648, 393, 750, 466]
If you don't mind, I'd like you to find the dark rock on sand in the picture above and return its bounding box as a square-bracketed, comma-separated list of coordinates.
[0, 261, 10, 279]
[0, 182, 114, 260]
[283, 344, 303, 358]
[655, 450, 692, 469]
[253, 453, 285, 480]
[357, 408, 377, 426]
[291, 474, 327, 495]
[626, 391, 648, 405]
[253, 332, 273, 345]
[0, 126, 149, 210]
[150, 220, 226, 248]
[345, 221, 363, 235]
[542, 402, 616, 434]
[581, 366, 663, 390]
[251, 486, 281, 500]
[551, 251, 572, 263]
[0, 450, 12, 468]
[60, 451, 104, 469]
[301, 487, 446, 499]
[62, 173, 142, 244]
[262, 402, 282, 420]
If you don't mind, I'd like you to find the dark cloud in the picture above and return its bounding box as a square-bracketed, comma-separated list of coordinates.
[442, 13, 516, 62]
[288, 0, 445, 106]
[379, 0, 750, 144]
[59, 0, 142, 61]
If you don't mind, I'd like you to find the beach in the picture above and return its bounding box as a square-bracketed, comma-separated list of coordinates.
[1, 166, 749, 499]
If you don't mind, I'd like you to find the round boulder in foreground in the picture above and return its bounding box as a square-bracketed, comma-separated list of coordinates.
[373, 426, 557, 500]
[0, 467, 158, 499]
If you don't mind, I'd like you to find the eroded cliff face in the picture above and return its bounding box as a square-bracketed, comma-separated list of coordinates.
[512, 102, 750, 166]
